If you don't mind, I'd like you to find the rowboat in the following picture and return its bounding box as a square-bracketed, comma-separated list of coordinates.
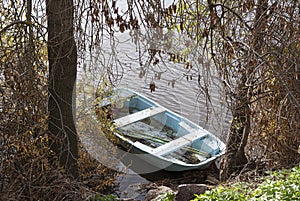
[98, 88, 225, 171]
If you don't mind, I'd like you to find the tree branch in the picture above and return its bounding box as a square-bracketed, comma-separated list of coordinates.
[211, 3, 252, 30]
[0, 21, 30, 36]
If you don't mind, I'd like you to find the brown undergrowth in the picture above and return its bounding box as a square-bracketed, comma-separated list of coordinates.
[247, 78, 300, 172]
[0, 66, 117, 200]
[0, 135, 117, 201]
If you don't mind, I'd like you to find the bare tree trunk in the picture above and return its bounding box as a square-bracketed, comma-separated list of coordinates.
[46, 0, 78, 178]
[219, 74, 251, 181]
[219, 0, 269, 181]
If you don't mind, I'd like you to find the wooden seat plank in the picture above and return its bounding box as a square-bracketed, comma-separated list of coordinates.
[151, 131, 207, 156]
[114, 106, 165, 128]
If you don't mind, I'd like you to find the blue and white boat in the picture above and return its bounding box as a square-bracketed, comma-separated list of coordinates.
[99, 88, 225, 171]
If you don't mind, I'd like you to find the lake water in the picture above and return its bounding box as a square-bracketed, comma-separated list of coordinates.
[81, 28, 231, 138]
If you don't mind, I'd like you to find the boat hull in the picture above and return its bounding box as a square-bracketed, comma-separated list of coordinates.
[101, 88, 226, 172]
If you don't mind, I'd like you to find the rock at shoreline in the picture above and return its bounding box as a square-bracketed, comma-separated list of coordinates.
[144, 186, 174, 201]
[175, 184, 208, 201]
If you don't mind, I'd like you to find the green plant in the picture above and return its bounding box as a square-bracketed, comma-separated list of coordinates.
[251, 166, 300, 201]
[160, 192, 176, 201]
[192, 165, 300, 201]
